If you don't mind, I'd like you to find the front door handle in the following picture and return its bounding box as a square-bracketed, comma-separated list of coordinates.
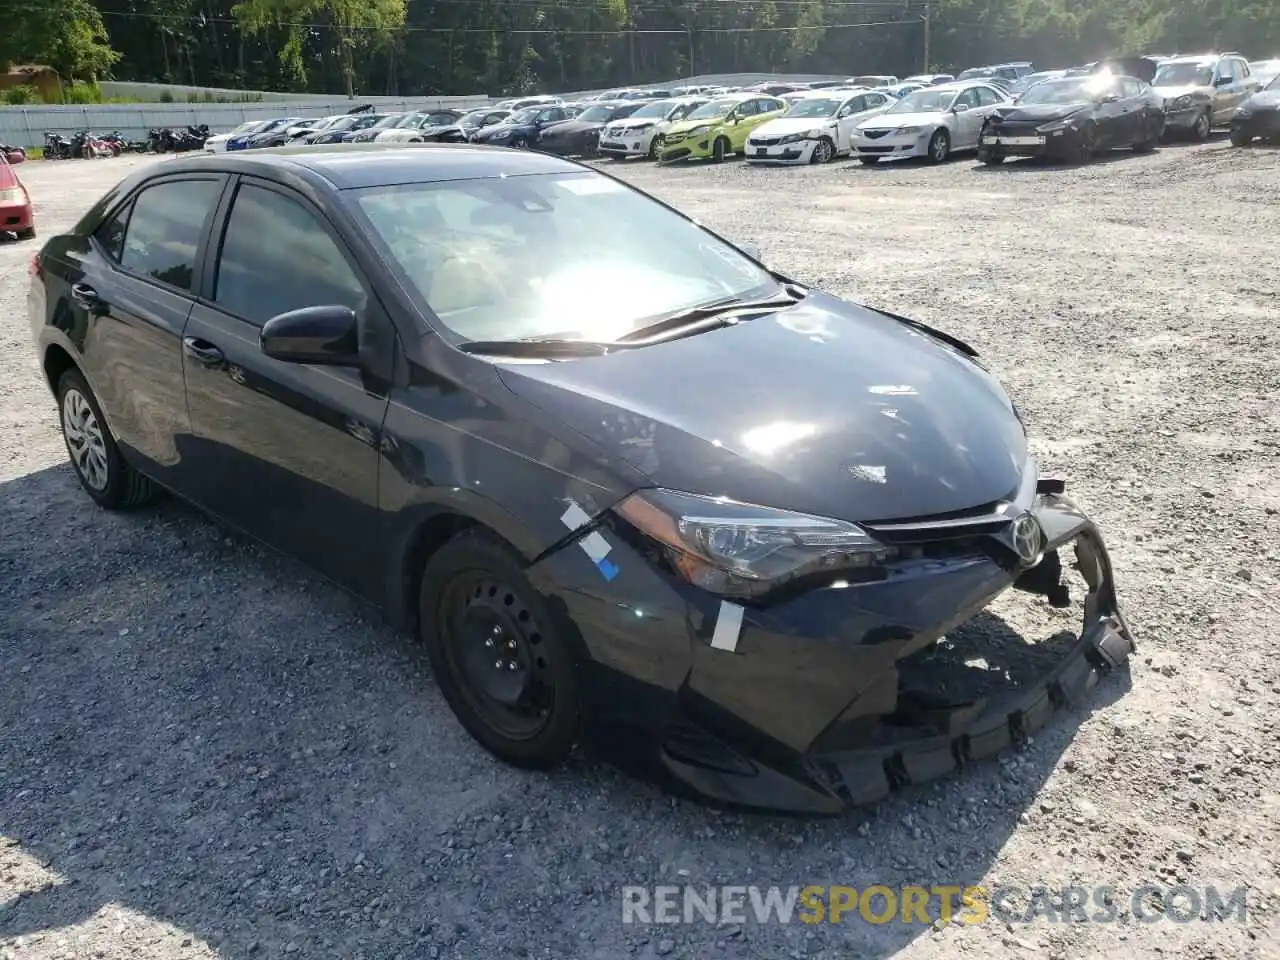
[182, 337, 225, 367]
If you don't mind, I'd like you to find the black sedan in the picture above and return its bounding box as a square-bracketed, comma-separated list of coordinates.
[978, 69, 1165, 164]
[1230, 73, 1280, 145]
[470, 104, 575, 148]
[27, 145, 1133, 814]
[416, 108, 513, 144]
[534, 101, 645, 157]
[304, 113, 389, 144]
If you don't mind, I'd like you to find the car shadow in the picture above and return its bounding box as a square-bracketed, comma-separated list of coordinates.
[0, 462, 1132, 958]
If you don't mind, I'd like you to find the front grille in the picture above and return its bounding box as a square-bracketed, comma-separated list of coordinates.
[862, 129, 890, 139]
[753, 136, 780, 145]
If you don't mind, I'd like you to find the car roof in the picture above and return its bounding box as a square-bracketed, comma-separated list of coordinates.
[167, 142, 583, 190]
[1161, 55, 1216, 65]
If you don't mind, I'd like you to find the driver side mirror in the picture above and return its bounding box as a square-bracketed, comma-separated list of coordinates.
[261, 305, 361, 366]
[952, 102, 970, 112]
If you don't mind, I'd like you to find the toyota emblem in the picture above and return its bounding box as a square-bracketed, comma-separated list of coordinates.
[1010, 512, 1044, 566]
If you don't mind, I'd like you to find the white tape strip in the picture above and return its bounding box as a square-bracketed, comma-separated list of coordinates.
[710, 601, 745, 653]
[560, 502, 593, 531]
[578, 531, 612, 563]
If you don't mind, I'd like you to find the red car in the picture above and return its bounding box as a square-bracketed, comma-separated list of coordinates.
[0, 155, 34, 240]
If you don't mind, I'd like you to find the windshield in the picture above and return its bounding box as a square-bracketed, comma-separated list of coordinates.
[687, 98, 738, 120]
[369, 114, 404, 129]
[1153, 62, 1213, 86]
[631, 99, 674, 118]
[355, 173, 775, 343]
[231, 121, 264, 135]
[460, 110, 495, 127]
[577, 105, 616, 122]
[851, 76, 888, 86]
[785, 97, 842, 118]
[1018, 78, 1105, 104]
[887, 89, 956, 113]
[511, 107, 541, 123]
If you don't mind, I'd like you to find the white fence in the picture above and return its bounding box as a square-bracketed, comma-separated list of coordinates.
[0, 97, 492, 149]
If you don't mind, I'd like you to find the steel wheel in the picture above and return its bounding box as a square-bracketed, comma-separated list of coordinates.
[440, 572, 556, 741]
[62, 387, 109, 491]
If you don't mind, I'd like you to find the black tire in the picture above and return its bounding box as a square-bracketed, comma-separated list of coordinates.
[648, 135, 662, 159]
[1192, 109, 1211, 142]
[1229, 127, 1252, 147]
[811, 137, 835, 164]
[419, 530, 582, 769]
[858, 156, 879, 166]
[510, 135, 528, 149]
[1132, 132, 1158, 153]
[978, 149, 1005, 165]
[16, 226, 36, 240]
[55, 368, 158, 510]
[1075, 122, 1096, 164]
[711, 136, 729, 163]
[926, 128, 950, 163]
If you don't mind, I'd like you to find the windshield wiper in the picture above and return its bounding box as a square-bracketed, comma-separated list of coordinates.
[613, 283, 807, 344]
[456, 338, 614, 358]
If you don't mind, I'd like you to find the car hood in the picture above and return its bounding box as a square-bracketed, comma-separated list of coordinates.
[666, 116, 728, 136]
[858, 111, 942, 130]
[494, 293, 1027, 523]
[539, 119, 603, 137]
[1243, 90, 1280, 111]
[752, 116, 836, 137]
[1154, 83, 1208, 99]
[1092, 56, 1158, 83]
[994, 101, 1092, 123]
[610, 116, 664, 130]
[475, 122, 533, 138]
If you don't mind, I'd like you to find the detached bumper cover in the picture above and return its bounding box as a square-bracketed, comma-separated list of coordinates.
[529, 490, 1134, 815]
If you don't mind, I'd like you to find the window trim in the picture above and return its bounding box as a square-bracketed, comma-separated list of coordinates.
[201, 174, 375, 329]
[91, 174, 228, 297]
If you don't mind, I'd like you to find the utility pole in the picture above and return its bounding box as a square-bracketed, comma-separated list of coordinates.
[920, 1, 930, 73]
[688, 26, 695, 77]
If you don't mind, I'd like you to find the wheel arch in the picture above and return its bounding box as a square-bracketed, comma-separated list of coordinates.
[42, 342, 79, 394]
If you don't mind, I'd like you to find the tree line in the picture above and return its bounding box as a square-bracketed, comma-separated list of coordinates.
[3, 0, 1279, 99]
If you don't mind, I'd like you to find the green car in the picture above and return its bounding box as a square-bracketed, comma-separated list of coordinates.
[657, 93, 788, 162]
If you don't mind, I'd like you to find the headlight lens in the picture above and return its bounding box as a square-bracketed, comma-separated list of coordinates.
[687, 124, 712, 136]
[615, 489, 894, 598]
[1172, 95, 1192, 109]
[778, 133, 803, 144]
[631, 122, 653, 132]
[895, 125, 923, 134]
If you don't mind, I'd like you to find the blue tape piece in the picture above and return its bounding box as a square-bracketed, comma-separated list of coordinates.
[595, 558, 620, 581]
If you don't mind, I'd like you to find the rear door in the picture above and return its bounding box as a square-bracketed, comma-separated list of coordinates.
[178, 177, 393, 595]
[64, 176, 224, 486]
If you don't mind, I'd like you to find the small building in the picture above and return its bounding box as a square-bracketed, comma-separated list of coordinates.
[1, 64, 62, 102]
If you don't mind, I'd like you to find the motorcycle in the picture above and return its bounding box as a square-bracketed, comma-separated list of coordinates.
[43, 132, 73, 160]
[69, 130, 113, 159]
[0, 143, 25, 164]
[99, 132, 131, 156]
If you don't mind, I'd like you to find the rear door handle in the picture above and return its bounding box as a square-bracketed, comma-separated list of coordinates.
[182, 337, 225, 367]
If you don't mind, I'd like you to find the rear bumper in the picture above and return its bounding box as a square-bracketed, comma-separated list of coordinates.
[529, 489, 1134, 814]
[0, 200, 33, 232]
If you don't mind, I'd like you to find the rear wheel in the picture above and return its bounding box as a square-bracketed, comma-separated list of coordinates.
[419, 530, 582, 768]
[56, 369, 158, 510]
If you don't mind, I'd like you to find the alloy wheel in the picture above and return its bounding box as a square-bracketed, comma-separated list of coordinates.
[813, 138, 833, 163]
[928, 129, 949, 163]
[62, 388, 109, 491]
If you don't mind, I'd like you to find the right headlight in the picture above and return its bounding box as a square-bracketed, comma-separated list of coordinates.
[1172, 94, 1193, 109]
[615, 488, 895, 598]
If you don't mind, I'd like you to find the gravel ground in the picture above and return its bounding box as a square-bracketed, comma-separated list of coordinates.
[2, 143, 1279, 960]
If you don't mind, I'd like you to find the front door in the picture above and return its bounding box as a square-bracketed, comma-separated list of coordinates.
[178, 177, 391, 596]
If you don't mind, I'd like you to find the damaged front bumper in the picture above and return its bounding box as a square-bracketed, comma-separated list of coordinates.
[527, 486, 1134, 815]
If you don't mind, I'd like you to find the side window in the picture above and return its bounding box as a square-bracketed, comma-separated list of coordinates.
[956, 87, 981, 108]
[117, 179, 221, 291]
[1120, 78, 1143, 98]
[1217, 60, 1235, 82]
[975, 87, 1002, 105]
[1235, 59, 1250, 78]
[214, 183, 367, 327]
[95, 201, 132, 262]
[669, 104, 690, 121]
[867, 93, 888, 107]
[538, 108, 563, 122]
